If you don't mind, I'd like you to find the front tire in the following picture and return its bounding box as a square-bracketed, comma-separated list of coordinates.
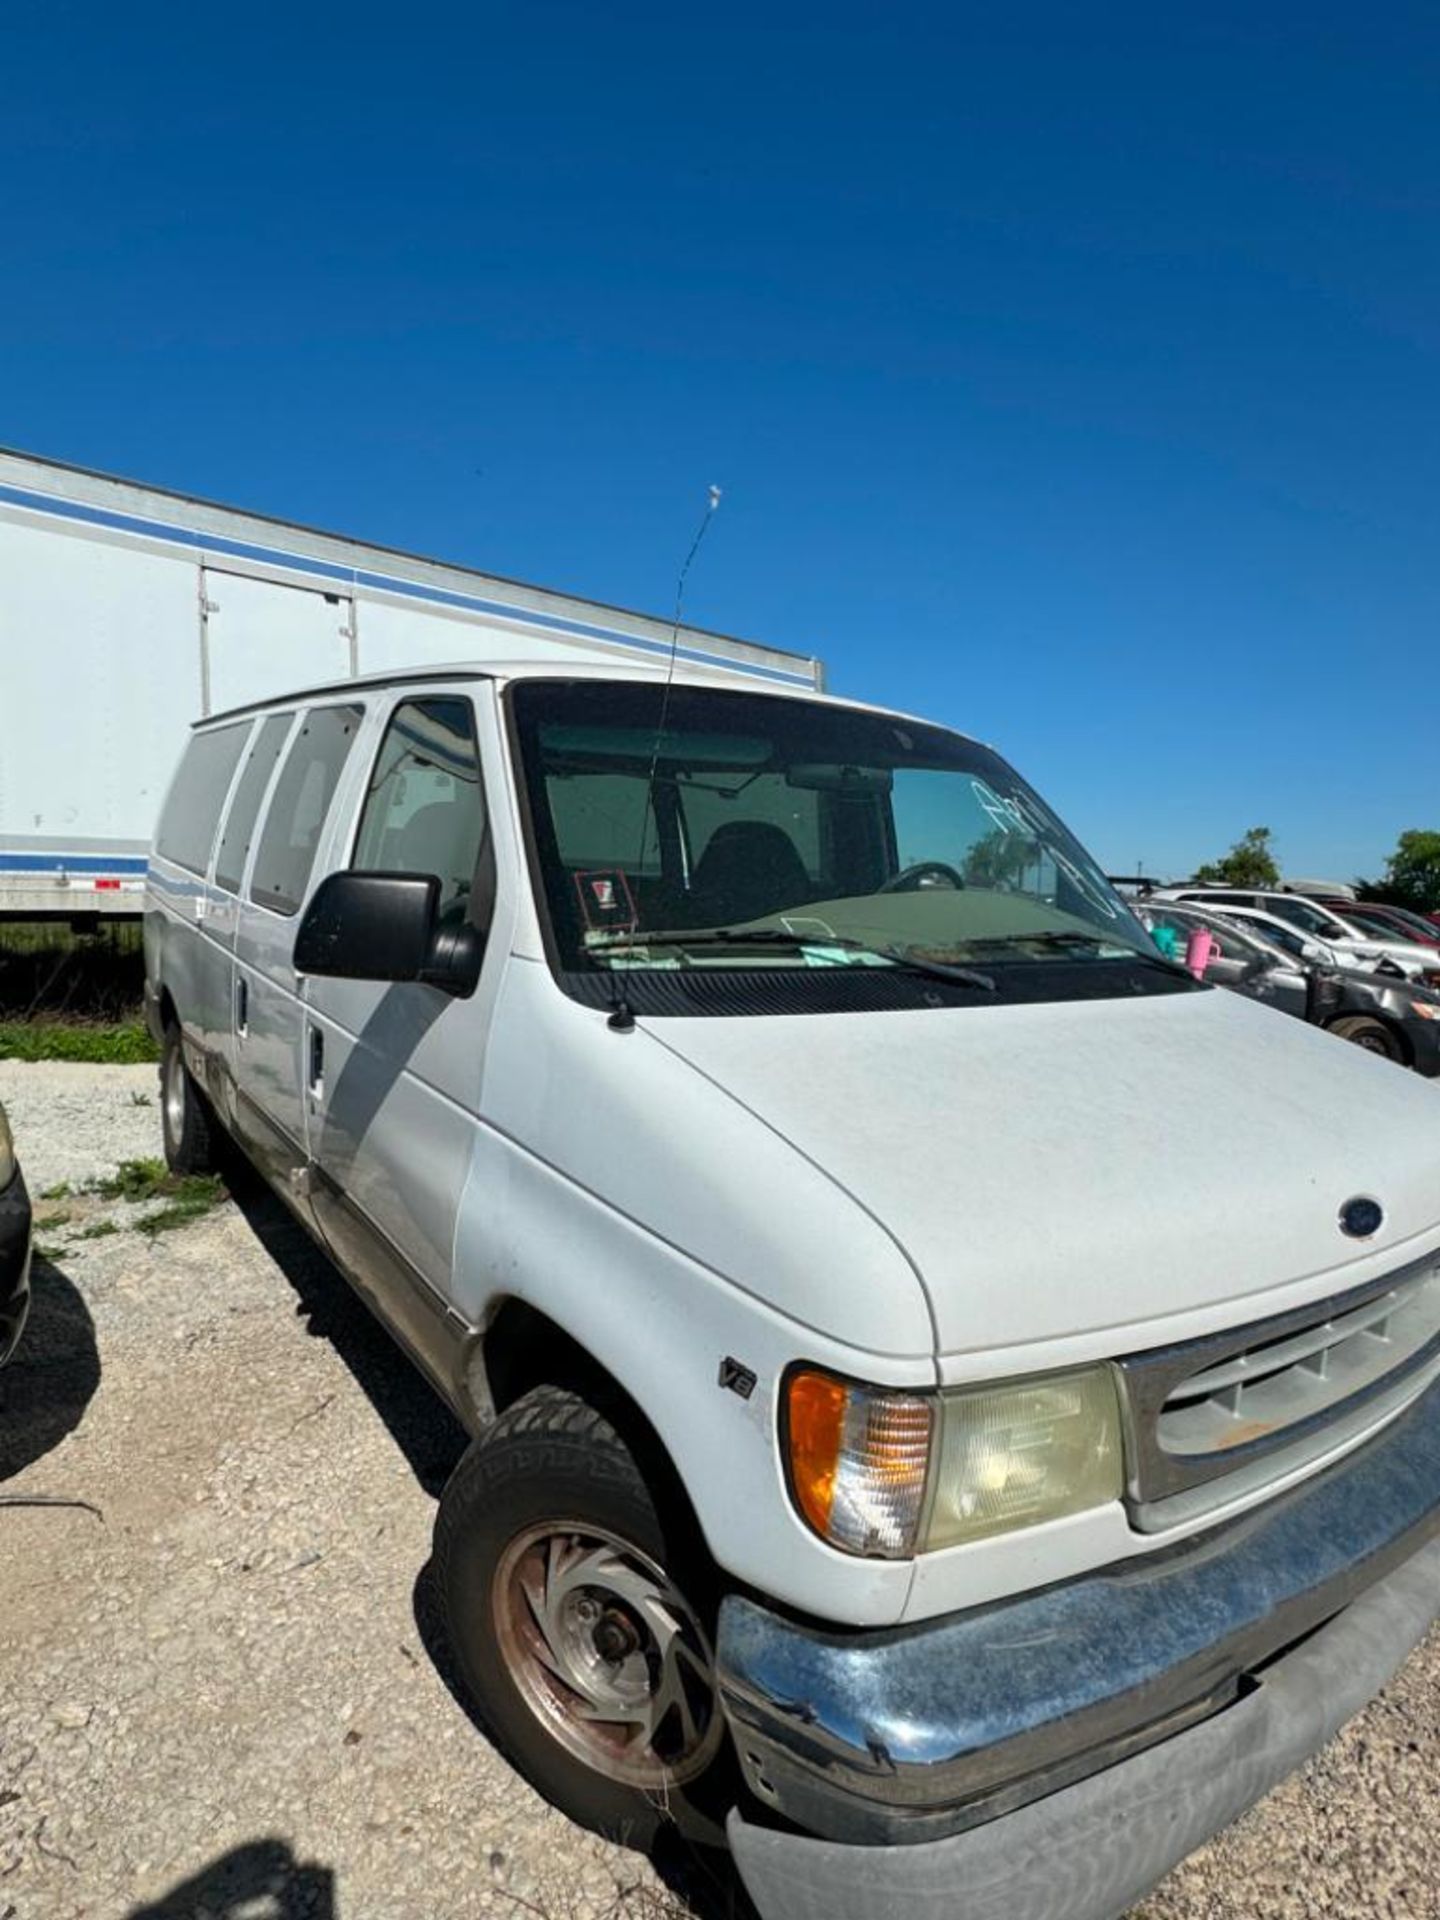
[433, 1384, 730, 1847]
[160, 1025, 220, 1174]
[1329, 1015, 1406, 1064]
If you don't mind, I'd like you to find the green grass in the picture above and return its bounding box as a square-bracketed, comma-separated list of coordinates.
[35, 1210, 71, 1231]
[0, 1021, 158, 1064]
[91, 1157, 171, 1202]
[76, 1220, 120, 1242]
[89, 1158, 228, 1234]
[38, 1180, 71, 1201]
[136, 1188, 226, 1235]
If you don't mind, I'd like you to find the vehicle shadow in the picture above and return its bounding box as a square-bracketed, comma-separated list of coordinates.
[127, 1837, 336, 1917]
[410, 1558, 759, 1920]
[0, 1252, 101, 1483]
[226, 1163, 467, 1497]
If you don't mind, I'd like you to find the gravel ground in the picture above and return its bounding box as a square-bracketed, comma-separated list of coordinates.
[1, 1061, 1438, 1920]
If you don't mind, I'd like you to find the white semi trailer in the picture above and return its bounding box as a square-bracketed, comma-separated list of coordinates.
[0, 448, 820, 921]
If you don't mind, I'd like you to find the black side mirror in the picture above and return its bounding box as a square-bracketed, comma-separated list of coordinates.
[295, 871, 482, 998]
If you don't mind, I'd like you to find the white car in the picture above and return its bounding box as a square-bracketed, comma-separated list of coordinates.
[1152, 887, 1440, 983]
[145, 663, 1440, 1920]
[1197, 903, 1387, 974]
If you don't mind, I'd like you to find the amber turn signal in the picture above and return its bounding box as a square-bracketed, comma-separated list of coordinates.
[784, 1368, 934, 1558]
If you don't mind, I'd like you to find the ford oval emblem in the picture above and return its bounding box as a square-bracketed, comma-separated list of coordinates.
[1340, 1196, 1384, 1240]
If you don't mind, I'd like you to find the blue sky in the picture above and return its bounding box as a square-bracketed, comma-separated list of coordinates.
[4, 3, 1438, 882]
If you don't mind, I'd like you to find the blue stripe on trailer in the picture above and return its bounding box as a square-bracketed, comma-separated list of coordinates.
[0, 483, 816, 686]
[0, 853, 149, 874]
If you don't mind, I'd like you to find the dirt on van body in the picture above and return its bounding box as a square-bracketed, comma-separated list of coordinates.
[0, 1060, 1437, 1920]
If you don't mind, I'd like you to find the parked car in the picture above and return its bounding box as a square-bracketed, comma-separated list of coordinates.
[1138, 902, 1310, 1018]
[1193, 901, 1392, 975]
[1318, 900, 1440, 951]
[1143, 903, 1440, 1073]
[0, 1098, 32, 1365]
[146, 664, 1440, 1920]
[1151, 886, 1440, 984]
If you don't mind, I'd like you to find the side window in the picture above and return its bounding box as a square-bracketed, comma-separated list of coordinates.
[155, 722, 251, 876]
[215, 713, 294, 895]
[249, 705, 363, 917]
[1206, 924, 1248, 962]
[352, 698, 487, 919]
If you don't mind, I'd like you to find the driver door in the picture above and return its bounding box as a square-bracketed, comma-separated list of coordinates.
[303, 693, 495, 1370]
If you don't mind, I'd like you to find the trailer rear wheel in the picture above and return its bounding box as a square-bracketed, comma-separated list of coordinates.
[160, 1026, 220, 1175]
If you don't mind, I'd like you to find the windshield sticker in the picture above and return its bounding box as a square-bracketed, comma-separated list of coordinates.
[969, 779, 1029, 836]
[574, 868, 638, 935]
[1050, 847, 1121, 920]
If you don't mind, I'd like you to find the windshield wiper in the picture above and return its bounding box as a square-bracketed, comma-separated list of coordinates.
[962, 928, 1192, 977]
[599, 927, 997, 992]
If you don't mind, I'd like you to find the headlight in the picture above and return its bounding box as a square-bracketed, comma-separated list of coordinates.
[1409, 1000, 1440, 1021]
[784, 1364, 1124, 1558]
[0, 1107, 14, 1189]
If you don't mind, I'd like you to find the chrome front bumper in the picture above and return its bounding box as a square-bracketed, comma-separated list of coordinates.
[716, 1376, 1440, 1850]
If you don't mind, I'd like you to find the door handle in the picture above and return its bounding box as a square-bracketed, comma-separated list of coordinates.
[309, 1027, 324, 1095]
[236, 977, 248, 1036]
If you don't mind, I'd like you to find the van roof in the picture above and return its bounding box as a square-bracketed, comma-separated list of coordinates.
[197, 656, 984, 748]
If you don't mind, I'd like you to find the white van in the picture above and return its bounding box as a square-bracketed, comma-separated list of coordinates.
[145, 660, 1440, 1920]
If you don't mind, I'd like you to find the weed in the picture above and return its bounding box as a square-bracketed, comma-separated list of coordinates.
[76, 1220, 120, 1242]
[136, 1185, 225, 1235]
[0, 921, 145, 1023]
[33, 1243, 65, 1263]
[35, 1210, 71, 1231]
[38, 1181, 71, 1202]
[129, 1091, 153, 1107]
[89, 1158, 227, 1234]
[92, 1158, 170, 1202]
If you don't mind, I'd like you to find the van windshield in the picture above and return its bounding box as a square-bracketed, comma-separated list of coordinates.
[510, 680, 1181, 1012]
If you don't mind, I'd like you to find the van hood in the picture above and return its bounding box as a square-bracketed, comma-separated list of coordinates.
[648, 986, 1440, 1360]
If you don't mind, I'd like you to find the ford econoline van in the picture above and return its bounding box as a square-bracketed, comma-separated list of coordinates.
[146, 662, 1440, 1920]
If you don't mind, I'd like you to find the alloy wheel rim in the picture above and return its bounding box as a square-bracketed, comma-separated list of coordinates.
[493, 1521, 720, 1789]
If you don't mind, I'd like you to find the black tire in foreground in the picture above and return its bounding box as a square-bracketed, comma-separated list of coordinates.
[434, 1383, 732, 1848]
[1329, 1014, 1406, 1064]
[159, 1026, 221, 1175]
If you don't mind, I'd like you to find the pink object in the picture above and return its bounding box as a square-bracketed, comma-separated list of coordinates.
[1185, 927, 1217, 979]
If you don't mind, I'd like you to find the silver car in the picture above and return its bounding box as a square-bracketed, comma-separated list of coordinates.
[1138, 901, 1310, 1019]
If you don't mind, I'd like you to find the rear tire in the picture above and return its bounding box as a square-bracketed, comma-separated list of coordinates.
[433, 1384, 732, 1848]
[160, 1025, 220, 1174]
[1329, 1015, 1405, 1064]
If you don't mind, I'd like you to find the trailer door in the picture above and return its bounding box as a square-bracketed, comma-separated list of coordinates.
[202, 570, 354, 715]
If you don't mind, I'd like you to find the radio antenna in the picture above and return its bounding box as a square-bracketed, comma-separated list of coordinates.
[607, 484, 724, 1032]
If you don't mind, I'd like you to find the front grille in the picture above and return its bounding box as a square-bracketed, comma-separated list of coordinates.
[1117, 1251, 1440, 1529]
